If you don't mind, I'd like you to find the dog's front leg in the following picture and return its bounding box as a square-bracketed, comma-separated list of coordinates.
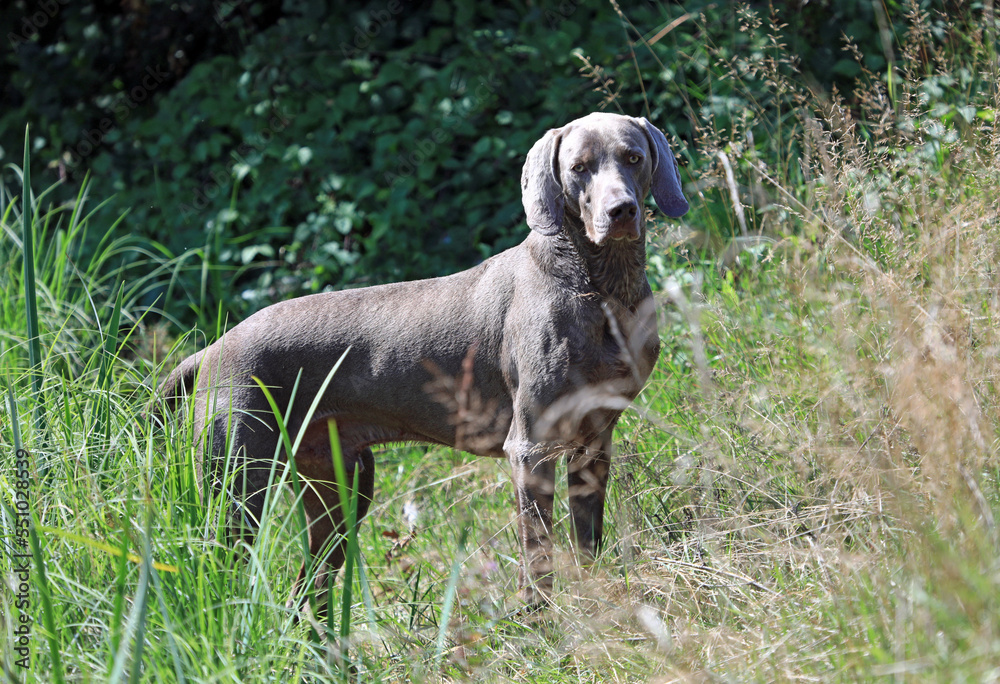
[567, 425, 614, 561]
[505, 425, 556, 607]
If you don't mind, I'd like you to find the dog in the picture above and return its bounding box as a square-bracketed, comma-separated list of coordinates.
[159, 112, 688, 609]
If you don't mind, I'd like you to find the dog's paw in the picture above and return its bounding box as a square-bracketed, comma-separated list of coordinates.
[517, 583, 553, 611]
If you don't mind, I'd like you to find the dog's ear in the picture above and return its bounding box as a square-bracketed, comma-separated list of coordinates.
[521, 128, 565, 235]
[638, 117, 689, 218]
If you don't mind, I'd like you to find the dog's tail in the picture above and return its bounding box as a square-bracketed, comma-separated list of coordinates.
[150, 350, 205, 423]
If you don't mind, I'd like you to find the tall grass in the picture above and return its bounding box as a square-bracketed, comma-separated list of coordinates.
[2, 3, 999, 681]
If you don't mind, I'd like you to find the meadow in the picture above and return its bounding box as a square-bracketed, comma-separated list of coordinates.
[2, 4, 999, 681]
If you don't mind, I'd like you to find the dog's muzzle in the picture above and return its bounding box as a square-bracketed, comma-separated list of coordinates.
[600, 197, 641, 242]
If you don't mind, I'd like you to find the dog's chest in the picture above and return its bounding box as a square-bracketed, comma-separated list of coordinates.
[575, 303, 660, 393]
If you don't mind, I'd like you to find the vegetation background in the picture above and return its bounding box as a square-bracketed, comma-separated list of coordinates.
[2, 0, 922, 327]
[1, 0, 999, 681]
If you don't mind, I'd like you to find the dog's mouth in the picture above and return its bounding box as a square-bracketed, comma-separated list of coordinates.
[596, 217, 642, 244]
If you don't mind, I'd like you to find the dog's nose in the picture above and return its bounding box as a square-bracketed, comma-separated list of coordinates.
[607, 199, 638, 221]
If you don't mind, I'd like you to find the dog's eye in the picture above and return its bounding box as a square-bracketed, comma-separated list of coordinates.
[571, 163, 586, 173]
[628, 154, 642, 164]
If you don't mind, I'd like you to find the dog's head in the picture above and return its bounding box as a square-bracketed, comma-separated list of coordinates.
[521, 113, 688, 244]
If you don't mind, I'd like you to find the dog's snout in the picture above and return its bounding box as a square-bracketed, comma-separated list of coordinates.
[607, 199, 638, 221]
[600, 195, 641, 242]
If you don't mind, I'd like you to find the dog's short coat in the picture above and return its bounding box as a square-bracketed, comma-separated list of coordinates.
[160, 112, 688, 607]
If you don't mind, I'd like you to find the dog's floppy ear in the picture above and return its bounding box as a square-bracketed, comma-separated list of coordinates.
[521, 128, 565, 235]
[638, 117, 689, 218]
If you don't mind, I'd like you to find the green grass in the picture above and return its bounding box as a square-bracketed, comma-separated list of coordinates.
[3, 5, 1000, 682]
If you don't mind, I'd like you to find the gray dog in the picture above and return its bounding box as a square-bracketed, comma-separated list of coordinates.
[160, 112, 688, 609]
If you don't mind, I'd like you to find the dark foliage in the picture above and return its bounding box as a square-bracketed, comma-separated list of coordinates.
[0, 0, 977, 326]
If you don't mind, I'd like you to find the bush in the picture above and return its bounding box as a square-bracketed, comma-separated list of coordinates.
[1, 1, 989, 328]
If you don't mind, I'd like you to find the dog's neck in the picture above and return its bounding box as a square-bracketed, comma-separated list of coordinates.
[531, 215, 652, 310]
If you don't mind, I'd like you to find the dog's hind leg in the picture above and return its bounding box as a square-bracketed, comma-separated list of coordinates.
[214, 409, 284, 548]
[287, 420, 375, 615]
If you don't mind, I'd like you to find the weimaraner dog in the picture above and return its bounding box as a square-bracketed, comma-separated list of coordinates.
[160, 112, 688, 609]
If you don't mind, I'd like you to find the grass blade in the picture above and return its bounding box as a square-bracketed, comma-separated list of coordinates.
[97, 282, 124, 389]
[327, 418, 360, 666]
[327, 421, 349, 623]
[340, 472, 360, 678]
[20, 125, 43, 433]
[97, 282, 124, 439]
[149, 560, 188, 684]
[9, 368, 61, 681]
[250, 374, 313, 606]
[36, 526, 178, 573]
[107, 502, 152, 684]
[433, 526, 469, 671]
[127, 504, 154, 684]
[29, 513, 65, 684]
[107, 532, 130, 672]
[5, 374, 22, 450]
